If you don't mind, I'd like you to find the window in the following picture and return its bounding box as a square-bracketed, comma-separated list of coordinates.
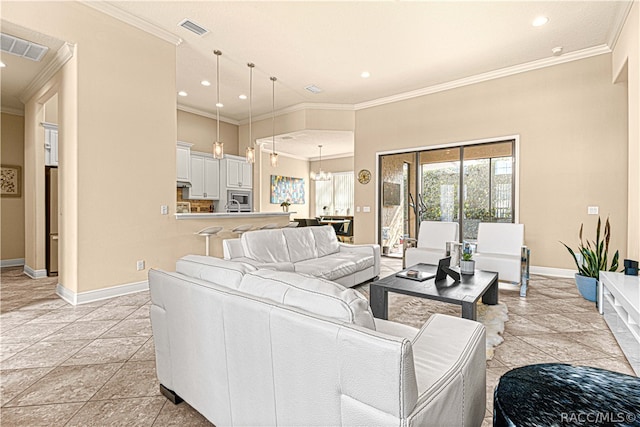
[315, 172, 354, 216]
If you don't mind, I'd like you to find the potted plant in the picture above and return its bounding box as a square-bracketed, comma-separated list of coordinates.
[561, 216, 619, 302]
[280, 199, 291, 212]
[460, 244, 475, 275]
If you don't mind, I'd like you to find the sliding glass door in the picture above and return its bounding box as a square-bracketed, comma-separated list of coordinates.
[379, 139, 515, 245]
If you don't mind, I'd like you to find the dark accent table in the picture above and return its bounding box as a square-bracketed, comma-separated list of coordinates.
[369, 263, 498, 321]
[494, 364, 640, 427]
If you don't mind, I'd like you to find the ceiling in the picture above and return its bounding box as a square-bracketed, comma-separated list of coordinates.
[1, 1, 631, 159]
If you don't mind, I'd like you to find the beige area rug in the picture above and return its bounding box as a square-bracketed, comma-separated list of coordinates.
[357, 285, 508, 360]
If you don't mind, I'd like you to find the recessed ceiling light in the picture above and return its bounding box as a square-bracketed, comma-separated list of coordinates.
[178, 91, 188, 97]
[361, 71, 370, 78]
[215, 102, 224, 108]
[239, 94, 247, 100]
[532, 16, 549, 27]
[201, 80, 211, 86]
[305, 85, 323, 94]
[0, 61, 5, 68]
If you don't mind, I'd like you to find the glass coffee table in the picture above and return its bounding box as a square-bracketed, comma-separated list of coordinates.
[370, 263, 499, 321]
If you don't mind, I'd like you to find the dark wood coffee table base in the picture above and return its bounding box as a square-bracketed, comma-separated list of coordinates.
[370, 263, 498, 321]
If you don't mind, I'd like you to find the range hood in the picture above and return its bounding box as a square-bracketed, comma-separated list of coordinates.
[177, 180, 191, 188]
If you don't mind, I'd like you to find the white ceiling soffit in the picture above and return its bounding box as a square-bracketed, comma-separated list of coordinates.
[100, 1, 631, 122]
[256, 130, 354, 161]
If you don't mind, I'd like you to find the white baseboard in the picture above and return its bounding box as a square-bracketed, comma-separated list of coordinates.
[23, 265, 48, 279]
[1, 258, 25, 267]
[56, 280, 149, 306]
[530, 265, 575, 278]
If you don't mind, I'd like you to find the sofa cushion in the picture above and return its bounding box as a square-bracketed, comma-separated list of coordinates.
[310, 226, 340, 257]
[331, 252, 375, 271]
[241, 229, 291, 263]
[176, 255, 256, 289]
[294, 257, 358, 281]
[283, 227, 318, 263]
[239, 269, 375, 330]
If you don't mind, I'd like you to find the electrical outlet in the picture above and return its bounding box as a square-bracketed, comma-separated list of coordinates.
[160, 205, 169, 215]
[356, 206, 361, 213]
[136, 260, 145, 271]
[587, 206, 599, 215]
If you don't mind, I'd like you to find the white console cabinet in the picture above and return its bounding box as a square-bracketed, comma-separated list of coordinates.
[184, 152, 220, 200]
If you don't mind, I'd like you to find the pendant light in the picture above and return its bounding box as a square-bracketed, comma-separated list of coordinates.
[269, 76, 278, 167]
[213, 50, 224, 159]
[310, 145, 332, 181]
[245, 63, 255, 163]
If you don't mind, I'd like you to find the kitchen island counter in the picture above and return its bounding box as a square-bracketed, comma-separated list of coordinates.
[175, 211, 296, 220]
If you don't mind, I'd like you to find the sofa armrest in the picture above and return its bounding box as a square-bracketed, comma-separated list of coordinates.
[407, 314, 486, 426]
[339, 243, 381, 276]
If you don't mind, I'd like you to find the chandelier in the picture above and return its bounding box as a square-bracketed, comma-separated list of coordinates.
[310, 145, 332, 181]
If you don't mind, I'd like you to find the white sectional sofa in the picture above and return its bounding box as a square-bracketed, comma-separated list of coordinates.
[149, 255, 487, 427]
[222, 225, 380, 287]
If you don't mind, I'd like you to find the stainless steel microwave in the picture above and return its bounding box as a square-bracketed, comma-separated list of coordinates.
[227, 190, 252, 212]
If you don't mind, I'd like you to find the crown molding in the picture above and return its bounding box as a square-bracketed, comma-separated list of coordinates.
[1, 107, 25, 116]
[177, 105, 240, 126]
[20, 43, 75, 104]
[247, 103, 355, 124]
[80, 1, 183, 46]
[355, 45, 612, 111]
[608, 1, 634, 50]
[309, 153, 354, 162]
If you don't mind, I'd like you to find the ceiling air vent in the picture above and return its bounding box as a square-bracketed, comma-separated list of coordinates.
[178, 19, 210, 36]
[305, 85, 323, 94]
[0, 33, 49, 62]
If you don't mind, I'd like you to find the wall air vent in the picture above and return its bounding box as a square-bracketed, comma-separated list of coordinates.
[178, 19, 210, 36]
[305, 85, 323, 94]
[0, 33, 49, 62]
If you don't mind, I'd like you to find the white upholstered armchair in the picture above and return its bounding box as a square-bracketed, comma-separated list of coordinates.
[404, 221, 459, 268]
[474, 222, 530, 297]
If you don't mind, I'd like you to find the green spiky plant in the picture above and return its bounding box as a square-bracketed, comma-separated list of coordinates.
[561, 216, 619, 279]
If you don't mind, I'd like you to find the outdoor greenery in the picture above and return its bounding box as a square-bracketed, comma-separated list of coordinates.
[561, 216, 620, 279]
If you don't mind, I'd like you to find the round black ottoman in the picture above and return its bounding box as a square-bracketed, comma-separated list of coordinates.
[494, 364, 640, 427]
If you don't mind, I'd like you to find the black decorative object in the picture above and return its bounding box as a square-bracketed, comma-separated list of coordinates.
[624, 259, 639, 276]
[494, 364, 640, 427]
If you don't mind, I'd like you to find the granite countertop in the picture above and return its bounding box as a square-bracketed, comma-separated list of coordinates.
[175, 211, 296, 219]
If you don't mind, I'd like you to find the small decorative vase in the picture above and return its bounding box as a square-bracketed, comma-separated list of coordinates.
[575, 273, 597, 302]
[460, 260, 475, 275]
[282, 205, 289, 212]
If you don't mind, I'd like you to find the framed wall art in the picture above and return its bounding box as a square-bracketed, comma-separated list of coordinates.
[270, 175, 305, 204]
[1, 165, 22, 198]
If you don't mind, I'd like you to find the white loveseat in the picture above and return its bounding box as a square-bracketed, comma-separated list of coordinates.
[222, 225, 380, 287]
[149, 255, 487, 427]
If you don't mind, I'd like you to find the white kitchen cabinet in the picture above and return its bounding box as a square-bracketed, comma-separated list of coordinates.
[225, 157, 252, 189]
[176, 141, 193, 183]
[184, 152, 220, 200]
[43, 123, 58, 166]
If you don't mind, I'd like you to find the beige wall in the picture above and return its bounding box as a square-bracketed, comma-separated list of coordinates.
[354, 54, 628, 270]
[177, 109, 239, 155]
[44, 94, 58, 124]
[257, 150, 310, 218]
[6, 1, 178, 293]
[613, 2, 640, 260]
[1, 113, 26, 262]
[308, 156, 354, 216]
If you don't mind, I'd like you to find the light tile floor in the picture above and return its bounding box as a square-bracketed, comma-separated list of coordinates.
[1, 260, 634, 426]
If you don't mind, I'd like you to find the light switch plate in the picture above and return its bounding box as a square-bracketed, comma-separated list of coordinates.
[356, 206, 361, 213]
[161, 205, 169, 215]
[363, 206, 371, 213]
[587, 206, 599, 215]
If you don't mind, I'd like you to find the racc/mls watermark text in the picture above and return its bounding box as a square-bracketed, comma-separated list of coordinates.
[561, 411, 637, 424]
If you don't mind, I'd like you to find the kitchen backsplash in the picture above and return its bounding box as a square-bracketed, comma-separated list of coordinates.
[176, 189, 215, 213]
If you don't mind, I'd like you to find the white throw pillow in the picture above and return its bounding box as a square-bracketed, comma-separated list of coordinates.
[176, 255, 256, 289]
[239, 269, 375, 330]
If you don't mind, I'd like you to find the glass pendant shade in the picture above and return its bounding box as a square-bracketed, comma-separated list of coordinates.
[245, 63, 255, 164]
[213, 50, 224, 159]
[245, 146, 255, 164]
[270, 152, 279, 167]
